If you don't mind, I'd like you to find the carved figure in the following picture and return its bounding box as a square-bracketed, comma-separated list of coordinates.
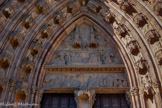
[146, 30, 160, 45]
[133, 13, 147, 27]
[154, 2, 162, 16]
[136, 58, 149, 75]
[127, 40, 140, 56]
[105, 11, 115, 24]
[118, 1, 137, 15]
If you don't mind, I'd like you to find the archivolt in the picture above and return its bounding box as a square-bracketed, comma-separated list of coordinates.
[0, 0, 161, 108]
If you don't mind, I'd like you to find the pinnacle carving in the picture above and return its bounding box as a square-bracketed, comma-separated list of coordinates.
[73, 26, 81, 49]
[89, 26, 97, 48]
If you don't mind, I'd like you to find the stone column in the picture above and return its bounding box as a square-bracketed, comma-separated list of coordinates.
[130, 87, 142, 108]
[74, 89, 95, 108]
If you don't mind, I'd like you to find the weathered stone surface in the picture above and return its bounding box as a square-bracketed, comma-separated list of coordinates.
[43, 72, 128, 90]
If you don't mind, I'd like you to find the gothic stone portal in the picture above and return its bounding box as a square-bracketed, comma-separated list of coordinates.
[43, 23, 129, 107]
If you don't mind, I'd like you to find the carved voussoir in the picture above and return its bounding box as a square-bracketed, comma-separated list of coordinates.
[145, 30, 160, 45]
[10, 37, 19, 48]
[141, 75, 155, 100]
[22, 65, 32, 73]
[35, 5, 43, 14]
[130, 87, 139, 96]
[30, 48, 38, 56]
[105, 11, 115, 24]
[155, 49, 162, 66]
[154, 2, 162, 17]
[21, 20, 30, 29]
[67, 6, 73, 13]
[118, 1, 137, 15]
[127, 40, 140, 56]
[136, 58, 149, 75]
[133, 13, 147, 27]
[0, 59, 10, 69]
[2, 9, 11, 18]
[41, 31, 48, 39]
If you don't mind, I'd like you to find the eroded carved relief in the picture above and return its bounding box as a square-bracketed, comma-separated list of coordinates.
[145, 30, 160, 45]
[136, 58, 149, 75]
[133, 13, 147, 27]
[49, 24, 123, 66]
[154, 2, 162, 17]
[118, 0, 137, 15]
[155, 49, 162, 66]
[113, 22, 128, 38]
[43, 72, 128, 90]
[141, 75, 155, 101]
[127, 40, 140, 56]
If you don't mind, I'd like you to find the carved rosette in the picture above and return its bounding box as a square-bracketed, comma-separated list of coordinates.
[127, 40, 140, 56]
[136, 58, 149, 75]
[145, 30, 160, 45]
[75, 89, 95, 108]
[133, 13, 147, 27]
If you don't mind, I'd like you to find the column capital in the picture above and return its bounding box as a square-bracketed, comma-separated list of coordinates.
[74, 89, 95, 108]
